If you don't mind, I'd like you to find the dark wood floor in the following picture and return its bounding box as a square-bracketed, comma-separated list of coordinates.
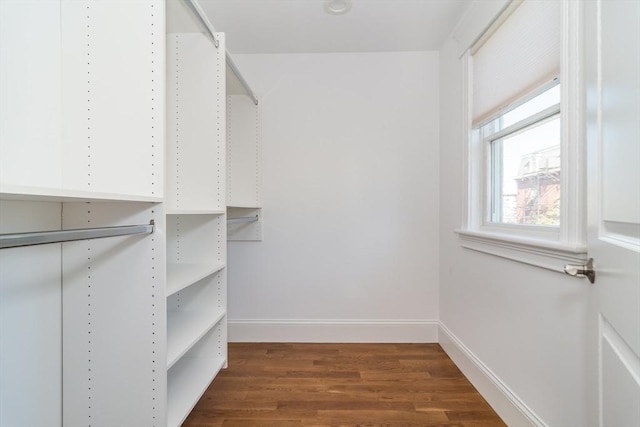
[183, 343, 506, 427]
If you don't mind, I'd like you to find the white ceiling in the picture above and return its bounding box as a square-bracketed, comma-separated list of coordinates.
[198, 0, 472, 54]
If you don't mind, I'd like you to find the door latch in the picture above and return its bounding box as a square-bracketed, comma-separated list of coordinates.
[564, 258, 595, 283]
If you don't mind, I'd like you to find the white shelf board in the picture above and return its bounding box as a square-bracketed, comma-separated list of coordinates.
[0, 185, 163, 203]
[167, 309, 225, 369]
[167, 356, 225, 427]
[166, 262, 225, 296]
[166, 209, 225, 215]
[226, 204, 262, 209]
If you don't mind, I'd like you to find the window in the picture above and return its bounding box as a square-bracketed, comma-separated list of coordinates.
[457, 0, 587, 271]
[482, 82, 561, 227]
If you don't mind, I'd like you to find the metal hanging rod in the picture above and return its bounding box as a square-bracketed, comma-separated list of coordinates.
[184, 0, 219, 48]
[183, 0, 259, 105]
[227, 215, 259, 224]
[226, 52, 259, 105]
[0, 221, 155, 250]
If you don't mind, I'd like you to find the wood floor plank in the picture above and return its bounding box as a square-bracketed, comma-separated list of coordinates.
[309, 409, 451, 424]
[182, 343, 506, 426]
[277, 400, 416, 411]
[222, 420, 302, 427]
[245, 389, 382, 403]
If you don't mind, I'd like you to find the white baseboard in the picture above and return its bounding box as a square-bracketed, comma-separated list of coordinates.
[438, 322, 547, 427]
[228, 319, 439, 343]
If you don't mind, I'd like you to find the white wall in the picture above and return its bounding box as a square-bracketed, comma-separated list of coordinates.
[438, 32, 589, 427]
[227, 52, 440, 342]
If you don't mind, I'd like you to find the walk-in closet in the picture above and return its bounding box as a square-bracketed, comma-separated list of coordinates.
[1, 0, 639, 426]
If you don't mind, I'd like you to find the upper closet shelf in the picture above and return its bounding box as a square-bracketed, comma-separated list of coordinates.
[166, 209, 226, 216]
[167, 0, 258, 105]
[0, 185, 163, 203]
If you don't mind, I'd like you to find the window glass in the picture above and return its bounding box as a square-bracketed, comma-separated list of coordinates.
[502, 84, 561, 127]
[478, 82, 562, 228]
[490, 116, 561, 226]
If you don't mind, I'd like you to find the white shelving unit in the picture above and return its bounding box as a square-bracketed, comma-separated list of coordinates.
[167, 261, 225, 296]
[167, 342, 226, 427]
[166, 1, 228, 424]
[0, 1, 166, 426]
[227, 91, 263, 241]
[166, 31, 225, 211]
[1, 0, 164, 198]
[167, 308, 226, 369]
[61, 202, 166, 426]
[2, 0, 259, 424]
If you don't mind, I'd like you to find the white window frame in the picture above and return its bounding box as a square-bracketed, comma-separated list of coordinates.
[456, 0, 587, 273]
[484, 84, 561, 229]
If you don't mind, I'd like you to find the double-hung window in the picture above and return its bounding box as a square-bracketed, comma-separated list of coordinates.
[482, 82, 561, 228]
[458, 0, 587, 271]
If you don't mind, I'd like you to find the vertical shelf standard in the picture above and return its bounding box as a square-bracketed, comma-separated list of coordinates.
[166, 31, 225, 213]
[62, 202, 166, 426]
[166, 4, 227, 422]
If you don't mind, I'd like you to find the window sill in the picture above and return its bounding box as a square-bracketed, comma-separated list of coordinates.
[455, 229, 587, 273]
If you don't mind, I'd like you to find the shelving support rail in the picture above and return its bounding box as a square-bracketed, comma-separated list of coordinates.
[0, 221, 155, 249]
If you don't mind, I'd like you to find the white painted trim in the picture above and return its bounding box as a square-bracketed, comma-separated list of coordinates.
[228, 319, 438, 343]
[438, 322, 547, 427]
[456, 229, 587, 273]
[559, 0, 587, 249]
[450, 0, 511, 58]
[459, 0, 587, 273]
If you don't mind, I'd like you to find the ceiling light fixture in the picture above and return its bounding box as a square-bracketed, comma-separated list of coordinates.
[324, 0, 352, 15]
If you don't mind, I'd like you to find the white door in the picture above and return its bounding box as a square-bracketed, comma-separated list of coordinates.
[585, 0, 640, 425]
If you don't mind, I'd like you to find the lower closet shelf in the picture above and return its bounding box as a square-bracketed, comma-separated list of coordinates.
[167, 356, 226, 427]
[167, 309, 226, 368]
